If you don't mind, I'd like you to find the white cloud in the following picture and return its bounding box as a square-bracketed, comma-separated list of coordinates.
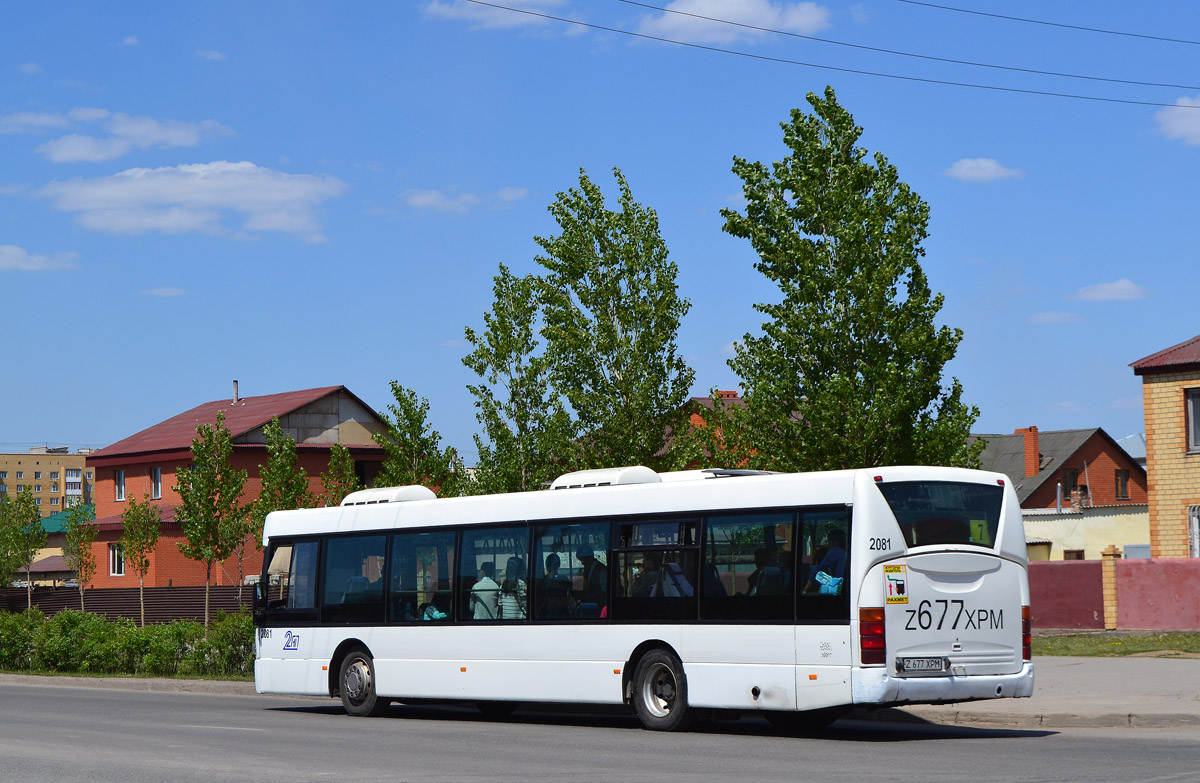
[636, 1, 831, 45]
[18, 62, 43, 75]
[38, 161, 345, 242]
[849, 3, 873, 23]
[35, 112, 232, 162]
[196, 50, 226, 61]
[0, 112, 71, 133]
[1072, 278, 1148, 302]
[0, 244, 79, 272]
[140, 287, 187, 297]
[424, 0, 565, 29]
[492, 186, 528, 205]
[403, 188, 481, 213]
[118, 36, 139, 46]
[944, 158, 1024, 183]
[1028, 312, 1081, 325]
[1155, 96, 1200, 146]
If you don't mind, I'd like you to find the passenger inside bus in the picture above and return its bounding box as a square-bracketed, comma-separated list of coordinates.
[497, 556, 527, 620]
[575, 545, 607, 617]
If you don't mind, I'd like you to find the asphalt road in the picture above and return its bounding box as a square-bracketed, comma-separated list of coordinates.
[3, 683, 1197, 783]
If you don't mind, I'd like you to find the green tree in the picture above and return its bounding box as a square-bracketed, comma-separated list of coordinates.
[374, 382, 465, 495]
[174, 410, 248, 627]
[718, 88, 981, 471]
[537, 167, 696, 472]
[319, 442, 361, 507]
[464, 263, 577, 494]
[0, 488, 47, 609]
[120, 494, 162, 626]
[252, 416, 312, 534]
[61, 502, 97, 611]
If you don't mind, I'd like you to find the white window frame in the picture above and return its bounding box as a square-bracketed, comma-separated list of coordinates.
[151, 467, 162, 500]
[115, 469, 126, 502]
[1188, 389, 1200, 453]
[109, 543, 125, 576]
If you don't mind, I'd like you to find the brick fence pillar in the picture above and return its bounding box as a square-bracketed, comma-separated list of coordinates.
[1101, 545, 1121, 631]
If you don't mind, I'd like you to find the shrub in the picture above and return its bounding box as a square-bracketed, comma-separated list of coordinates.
[0, 609, 45, 670]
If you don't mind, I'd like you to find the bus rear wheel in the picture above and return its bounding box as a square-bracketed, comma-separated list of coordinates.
[632, 650, 694, 732]
[339, 650, 389, 717]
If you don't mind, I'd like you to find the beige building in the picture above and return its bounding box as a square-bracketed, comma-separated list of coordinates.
[1023, 504, 1150, 561]
[0, 447, 95, 517]
[1131, 334, 1200, 558]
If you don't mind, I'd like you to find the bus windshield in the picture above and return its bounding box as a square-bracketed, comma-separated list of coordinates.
[875, 481, 1004, 548]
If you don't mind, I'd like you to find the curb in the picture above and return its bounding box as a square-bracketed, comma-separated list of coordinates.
[853, 706, 1200, 730]
[0, 672, 256, 696]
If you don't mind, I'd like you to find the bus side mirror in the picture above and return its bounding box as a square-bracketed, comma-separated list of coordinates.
[253, 580, 267, 610]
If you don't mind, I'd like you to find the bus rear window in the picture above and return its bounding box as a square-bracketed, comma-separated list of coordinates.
[876, 481, 1003, 548]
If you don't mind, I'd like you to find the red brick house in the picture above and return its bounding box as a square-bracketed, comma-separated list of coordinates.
[85, 385, 388, 589]
[975, 426, 1148, 509]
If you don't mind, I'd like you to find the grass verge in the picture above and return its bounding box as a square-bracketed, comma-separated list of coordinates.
[1033, 631, 1200, 657]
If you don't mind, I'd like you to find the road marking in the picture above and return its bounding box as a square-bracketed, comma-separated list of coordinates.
[177, 725, 265, 731]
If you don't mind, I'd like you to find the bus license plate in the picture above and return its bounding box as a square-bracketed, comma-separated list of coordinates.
[899, 656, 948, 673]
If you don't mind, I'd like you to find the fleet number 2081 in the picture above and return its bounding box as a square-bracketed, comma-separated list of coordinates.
[904, 599, 1004, 631]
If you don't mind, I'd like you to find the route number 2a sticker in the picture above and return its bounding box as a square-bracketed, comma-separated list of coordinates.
[884, 564, 908, 604]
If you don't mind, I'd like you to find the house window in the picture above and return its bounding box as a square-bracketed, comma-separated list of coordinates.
[34, 497, 42, 506]
[50, 497, 59, 506]
[34, 471, 41, 479]
[0, 471, 6, 479]
[35, 485, 42, 493]
[16, 471, 23, 479]
[50, 471, 59, 480]
[1188, 389, 1200, 452]
[1115, 470, 1130, 500]
[66, 468, 80, 480]
[86, 471, 93, 479]
[1063, 550, 1085, 560]
[1061, 469, 1078, 494]
[109, 544, 125, 576]
[151, 467, 162, 500]
[115, 470, 126, 501]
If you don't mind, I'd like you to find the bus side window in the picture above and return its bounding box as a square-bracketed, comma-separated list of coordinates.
[700, 512, 794, 622]
[321, 535, 386, 625]
[460, 526, 529, 622]
[798, 509, 851, 622]
[532, 522, 609, 621]
[390, 531, 456, 623]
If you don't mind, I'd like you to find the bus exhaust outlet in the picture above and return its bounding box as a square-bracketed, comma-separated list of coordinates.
[751, 686, 761, 701]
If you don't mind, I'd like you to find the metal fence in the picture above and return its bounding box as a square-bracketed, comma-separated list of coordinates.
[0, 585, 248, 623]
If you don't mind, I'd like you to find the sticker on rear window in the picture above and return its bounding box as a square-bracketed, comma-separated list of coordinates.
[885, 564, 908, 604]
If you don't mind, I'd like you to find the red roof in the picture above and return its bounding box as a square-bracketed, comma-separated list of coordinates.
[22, 555, 71, 575]
[1131, 334, 1200, 375]
[87, 385, 362, 461]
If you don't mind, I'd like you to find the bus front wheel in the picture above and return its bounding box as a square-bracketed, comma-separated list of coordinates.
[632, 649, 694, 732]
[339, 650, 389, 717]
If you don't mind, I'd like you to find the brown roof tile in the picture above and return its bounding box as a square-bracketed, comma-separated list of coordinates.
[1131, 334, 1200, 375]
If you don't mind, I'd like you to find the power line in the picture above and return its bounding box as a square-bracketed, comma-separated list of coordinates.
[896, 0, 1200, 47]
[616, 0, 1200, 90]
[460, 0, 1199, 109]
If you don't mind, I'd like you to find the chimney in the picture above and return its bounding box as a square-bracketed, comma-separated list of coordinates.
[233, 379, 239, 405]
[716, 390, 738, 399]
[1014, 426, 1040, 478]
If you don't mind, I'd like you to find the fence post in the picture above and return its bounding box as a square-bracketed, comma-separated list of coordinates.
[1101, 545, 1121, 631]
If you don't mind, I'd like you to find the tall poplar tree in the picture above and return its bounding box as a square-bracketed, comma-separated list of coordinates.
[320, 443, 361, 506]
[464, 263, 576, 494]
[121, 494, 162, 626]
[374, 382, 464, 495]
[252, 417, 312, 536]
[175, 410, 248, 627]
[537, 167, 696, 472]
[61, 502, 97, 611]
[719, 87, 981, 471]
[0, 488, 46, 609]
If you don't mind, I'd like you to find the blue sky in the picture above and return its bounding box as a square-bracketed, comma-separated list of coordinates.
[3, 1, 1197, 463]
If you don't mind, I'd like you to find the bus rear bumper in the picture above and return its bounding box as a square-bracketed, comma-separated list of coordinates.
[851, 662, 1034, 706]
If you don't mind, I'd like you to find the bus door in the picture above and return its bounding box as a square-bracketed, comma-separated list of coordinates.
[794, 507, 853, 710]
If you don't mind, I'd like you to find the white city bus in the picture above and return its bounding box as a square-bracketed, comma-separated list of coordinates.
[253, 465, 1033, 731]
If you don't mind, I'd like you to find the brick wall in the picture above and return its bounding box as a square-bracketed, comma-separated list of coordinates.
[88, 449, 360, 589]
[1141, 371, 1200, 557]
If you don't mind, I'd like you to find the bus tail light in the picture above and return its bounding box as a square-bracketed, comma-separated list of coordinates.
[1022, 605, 1032, 661]
[859, 607, 886, 665]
